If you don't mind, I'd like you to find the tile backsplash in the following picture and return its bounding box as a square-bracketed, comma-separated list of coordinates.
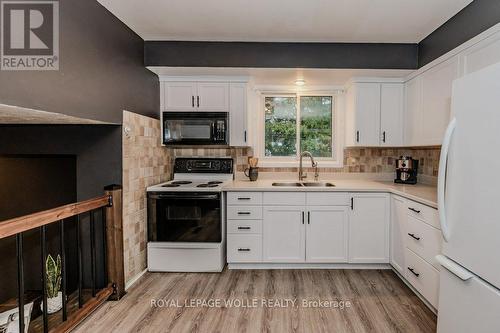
[171, 146, 441, 180]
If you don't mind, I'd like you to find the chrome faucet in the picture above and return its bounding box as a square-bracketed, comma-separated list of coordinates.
[299, 151, 319, 181]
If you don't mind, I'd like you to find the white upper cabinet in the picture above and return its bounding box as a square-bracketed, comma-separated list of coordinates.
[196, 82, 229, 111]
[345, 81, 404, 147]
[345, 82, 381, 146]
[380, 83, 404, 146]
[404, 57, 459, 146]
[461, 32, 500, 75]
[420, 57, 460, 145]
[348, 193, 390, 263]
[404, 77, 422, 146]
[163, 82, 197, 111]
[229, 83, 248, 146]
[162, 81, 229, 112]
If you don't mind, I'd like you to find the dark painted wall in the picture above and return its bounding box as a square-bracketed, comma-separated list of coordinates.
[0, 0, 159, 123]
[419, 0, 500, 67]
[0, 156, 107, 304]
[0, 125, 121, 200]
[145, 41, 418, 69]
[0, 156, 77, 303]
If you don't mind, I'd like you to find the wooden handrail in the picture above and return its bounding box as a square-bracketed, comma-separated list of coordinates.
[0, 194, 111, 239]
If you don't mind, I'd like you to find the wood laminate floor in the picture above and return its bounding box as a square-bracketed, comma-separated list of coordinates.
[75, 268, 437, 333]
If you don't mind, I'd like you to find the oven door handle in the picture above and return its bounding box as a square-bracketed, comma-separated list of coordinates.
[149, 193, 220, 200]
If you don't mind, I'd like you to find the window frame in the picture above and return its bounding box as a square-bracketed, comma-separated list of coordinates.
[257, 91, 344, 168]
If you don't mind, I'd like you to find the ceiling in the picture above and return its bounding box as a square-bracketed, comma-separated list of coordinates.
[98, 0, 472, 43]
[148, 67, 413, 86]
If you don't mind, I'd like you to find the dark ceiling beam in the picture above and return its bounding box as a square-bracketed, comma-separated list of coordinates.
[144, 41, 418, 69]
[418, 0, 500, 67]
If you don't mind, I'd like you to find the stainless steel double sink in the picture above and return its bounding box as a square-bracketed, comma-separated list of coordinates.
[271, 181, 335, 187]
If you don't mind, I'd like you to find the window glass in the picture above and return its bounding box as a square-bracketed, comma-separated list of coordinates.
[300, 96, 333, 157]
[264, 96, 297, 157]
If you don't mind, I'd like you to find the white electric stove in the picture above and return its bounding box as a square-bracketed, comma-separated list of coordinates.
[146, 158, 233, 272]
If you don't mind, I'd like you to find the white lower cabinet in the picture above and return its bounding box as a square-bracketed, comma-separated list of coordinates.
[405, 248, 440, 308]
[227, 190, 442, 311]
[390, 195, 442, 309]
[263, 206, 306, 262]
[306, 206, 349, 263]
[227, 234, 262, 262]
[348, 193, 390, 263]
[390, 195, 407, 275]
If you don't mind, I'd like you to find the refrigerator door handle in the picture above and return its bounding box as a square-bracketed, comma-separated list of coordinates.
[438, 117, 457, 242]
[436, 255, 473, 281]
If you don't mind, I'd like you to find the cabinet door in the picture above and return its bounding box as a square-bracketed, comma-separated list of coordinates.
[420, 57, 459, 145]
[306, 206, 349, 263]
[263, 206, 305, 262]
[380, 83, 404, 146]
[349, 193, 390, 263]
[404, 77, 422, 146]
[229, 83, 247, 146]
[344, 85, 357, 146]
[163, 82, 197, 111]
[354, 83, 381, 146]
[390, 195, 407, 274]
[196, 82, 229, 111]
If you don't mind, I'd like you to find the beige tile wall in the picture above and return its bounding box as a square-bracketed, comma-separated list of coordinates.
[172, 146, 441, 178]
[122, 111, 172, 284]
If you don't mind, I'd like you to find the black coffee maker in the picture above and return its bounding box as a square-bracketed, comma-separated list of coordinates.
[394, 156, 419, 184]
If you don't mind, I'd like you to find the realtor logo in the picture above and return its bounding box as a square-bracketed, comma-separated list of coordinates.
[1, 0, 59, 70]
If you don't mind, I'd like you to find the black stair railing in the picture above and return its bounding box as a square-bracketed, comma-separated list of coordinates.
[0, 185, 124, 333]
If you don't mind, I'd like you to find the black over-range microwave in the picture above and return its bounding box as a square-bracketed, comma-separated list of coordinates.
[162, 112, 228, 145]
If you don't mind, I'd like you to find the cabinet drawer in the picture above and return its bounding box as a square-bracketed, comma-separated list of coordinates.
[227, 219, 262, 234]
[227, 206, 262, 220]
[227, 234, 262, 262]
[306, 193, 349, 206]
[407, 201, 440, 229]
[405, 248, 440, 308]
[263, 192, 306, 206]
[406, 215, 442, 269]
[227, 192, 263, 206]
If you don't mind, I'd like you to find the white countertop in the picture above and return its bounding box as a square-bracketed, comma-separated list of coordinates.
[223, 179, 437, 208]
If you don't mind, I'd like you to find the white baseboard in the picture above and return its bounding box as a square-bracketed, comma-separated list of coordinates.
[125, 268, 147, 291]
[228, 263, 391, 270]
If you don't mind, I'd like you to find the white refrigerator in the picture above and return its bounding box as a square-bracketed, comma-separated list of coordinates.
[436, 62, 500, 333]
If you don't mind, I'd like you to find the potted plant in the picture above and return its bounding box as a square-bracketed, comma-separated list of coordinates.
[40, 254, 62, 314]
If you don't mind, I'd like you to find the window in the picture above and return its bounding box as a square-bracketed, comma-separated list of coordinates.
[262, 93, 339, 165]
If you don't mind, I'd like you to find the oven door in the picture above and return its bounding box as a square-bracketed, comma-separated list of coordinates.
[148, 192, 222, 243]
[163, 112, 228, 145]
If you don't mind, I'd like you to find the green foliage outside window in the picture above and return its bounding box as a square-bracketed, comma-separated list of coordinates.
[265, 96, 333, 158]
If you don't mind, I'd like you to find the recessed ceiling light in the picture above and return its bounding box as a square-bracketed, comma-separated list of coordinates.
[295, 79, 305, 86]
